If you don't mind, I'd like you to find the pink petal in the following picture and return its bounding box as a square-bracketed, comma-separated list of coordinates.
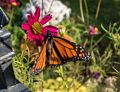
[40, 14, 52, 25]
[21, 23, 30, 31]
[15, 2, 20, 6]
[10, 0, 13, 1]
[10, 0, 20, 6]
[34, 7, 40, 22]
[42, 25, 59, 36]
[33, 34, 44, 46]
[27, 13, 34, 25]
[89, 25, 95, 35]
[90, 31, 95, 35]
[27, 30, 44, 46]
[27, 31, 34, 41]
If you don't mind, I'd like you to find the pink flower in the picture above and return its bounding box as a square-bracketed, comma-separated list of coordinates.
[89, 25, 99, 35]
[0, 0, 20, 11]
[10, 0, 20, 6]
[21, 7, 58, 46]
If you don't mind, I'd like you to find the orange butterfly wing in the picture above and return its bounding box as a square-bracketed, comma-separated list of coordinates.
[32, 41, 48, 74]
[48, 36, 89, 66]
[53, 37, 77, 60]
[53, 37, 89, 62]
[32, 34, 90, 74]
[49, 47, 62, 65]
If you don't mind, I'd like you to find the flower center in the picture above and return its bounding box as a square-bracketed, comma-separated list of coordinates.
[32, 22, 43, 34]
[12, 2, 17, 6]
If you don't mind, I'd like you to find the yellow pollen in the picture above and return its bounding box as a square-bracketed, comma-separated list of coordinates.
[12, 2, 17, 6]
[95, 27, 98, 32]
[32, 22, 42, 34]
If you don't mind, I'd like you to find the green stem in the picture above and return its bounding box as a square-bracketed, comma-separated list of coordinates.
[83, 38, 88, 48]
[92, 34, 106, 49]
[84, 0, 89, 25]
[90, 36, 93, 51]
[95, 0, 102, 20]
[58, 66, 68, 91]
[40, 72, 44, 92]
[9, 7, 14, 25]
[79, 0, 85, 23]
[59, 66, 64, 77]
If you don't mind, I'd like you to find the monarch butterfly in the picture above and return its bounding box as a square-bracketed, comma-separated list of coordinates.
[32, 31, 90, 74]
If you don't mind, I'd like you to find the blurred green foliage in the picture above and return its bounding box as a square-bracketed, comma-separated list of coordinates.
[62, 0, 120, 25]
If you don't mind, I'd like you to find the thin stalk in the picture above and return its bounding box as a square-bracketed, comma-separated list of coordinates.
[40, 72, 44, 92]
[83, 39, 88, 48]
[58, 66, 68, 91]
[95, 0, 102, 20]
[84, 0, 89, 25]
[90, 36, 93, 51]
[92, 34, 106, 49]
[8, 7, 14, 25]
[48, 0, 54, 13]
[79, 0, 85, 23]
[29, 0, 33, 6]
[42, 0, 44, 18]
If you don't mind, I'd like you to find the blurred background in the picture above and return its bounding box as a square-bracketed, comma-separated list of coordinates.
[0, 0, 120, 92]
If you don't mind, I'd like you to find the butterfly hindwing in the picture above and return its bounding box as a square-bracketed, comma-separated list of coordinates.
[49, 47, 62, 65]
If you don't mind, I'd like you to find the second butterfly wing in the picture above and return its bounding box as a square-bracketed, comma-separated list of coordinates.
[52, 36, 89, 62]
[32, 40, 48, 74]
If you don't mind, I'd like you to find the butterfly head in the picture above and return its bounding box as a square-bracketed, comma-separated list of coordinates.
[46, 30, 52, 37]
[44, 30, 52, 41]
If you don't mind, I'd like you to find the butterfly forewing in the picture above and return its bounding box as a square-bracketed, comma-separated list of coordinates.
[32, 41, 48, 74]
[54, 37, 75, 49]
[53, 36, 89, 62]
